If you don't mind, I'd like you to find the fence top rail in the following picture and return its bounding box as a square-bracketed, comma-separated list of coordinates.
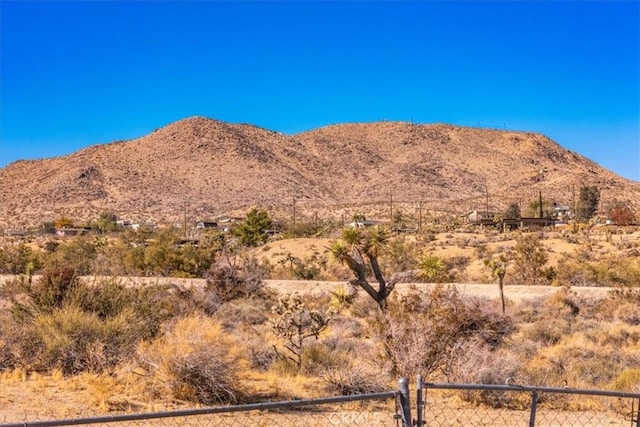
[421, 383, 640, 399]
[0, 391, 398, 427]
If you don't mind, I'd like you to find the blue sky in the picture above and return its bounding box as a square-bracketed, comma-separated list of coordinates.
[1, 1, 639, 180]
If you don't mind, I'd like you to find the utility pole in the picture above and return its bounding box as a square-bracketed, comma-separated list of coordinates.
[390, 192, 393, 223]
[485, 183, 489, 218]
[292, 198, 296, 236]
[314, 211, 318, 234]
[539, 191, 544, 219]
[183, 202, 188, 237]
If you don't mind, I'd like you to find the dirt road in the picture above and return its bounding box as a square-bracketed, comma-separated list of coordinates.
[0, 275, 613, 303]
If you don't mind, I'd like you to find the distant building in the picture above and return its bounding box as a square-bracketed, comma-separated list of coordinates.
[5, 229, 27, 237]
[552, 203, 572, 221]
[466, 210, 498, 223]
[196, 221, 218, 229]
[347, 219, 380, 228]
[55, 227, 90, 237]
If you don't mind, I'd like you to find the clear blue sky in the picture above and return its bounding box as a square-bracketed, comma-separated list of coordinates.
[1, 1, 639, 180]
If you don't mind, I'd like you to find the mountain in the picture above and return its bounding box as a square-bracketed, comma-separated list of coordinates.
[1, 116, 638, 228]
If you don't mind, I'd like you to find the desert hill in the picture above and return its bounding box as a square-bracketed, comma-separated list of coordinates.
[1, 116, 638, 228]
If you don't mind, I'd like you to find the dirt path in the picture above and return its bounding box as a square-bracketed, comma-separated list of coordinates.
[1, 275, 614, 304]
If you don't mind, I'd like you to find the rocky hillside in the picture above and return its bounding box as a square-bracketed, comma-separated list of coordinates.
[1, 116, 638, 227]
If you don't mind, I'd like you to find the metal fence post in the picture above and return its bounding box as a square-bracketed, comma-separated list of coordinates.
[528, 390, 538, 427]
[398, 377, 412, 427]
[416, 375, 424, 427]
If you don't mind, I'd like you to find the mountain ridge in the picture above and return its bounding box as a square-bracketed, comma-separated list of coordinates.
[1, 116, 638, 228]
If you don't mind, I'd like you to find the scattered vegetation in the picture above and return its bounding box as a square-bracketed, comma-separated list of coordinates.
[1, 212, 640, 415]
[269, 293, 335, 369]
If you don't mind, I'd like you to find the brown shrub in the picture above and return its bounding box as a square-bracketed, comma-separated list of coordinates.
[320, 365, 390, 395]
[375, 286, 514, 379]
[204, 255, 265, 305]
[138, 316, 245, 404]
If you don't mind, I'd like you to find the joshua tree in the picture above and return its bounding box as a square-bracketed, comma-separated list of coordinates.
[484, 254, 508, 314]
[329, 226, 415, 310]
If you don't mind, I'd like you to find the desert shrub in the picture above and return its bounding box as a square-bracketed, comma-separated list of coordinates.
[447, 255, 470, 270]
[204, 254, 265, 305]
[45, 237, 97, 275]
[2, 266, 80, 316]
[376, 286, 514, 378]
[601, 256, 640, 286]
[520, 318, 571, 346]
[0, 243, 42, 275]
[273, 252, 322, 280]
[448, 342, 530, 409]
[599, 324, 640, 347]
[244, 336, 276, 371]
[609, 286, 640, 302]
[556, 255, 640, 288]
[348, 294, 380, 319]
[71, 279, 141, 318]
[0, 311, 25, 370]
[71, 279, 185, 339]
[517, 291, 579, 345]
[22, 307, 143, 374]
[214, 296, 272, 328]
[382, 237, 419, 273]
[300, 342, 347, 375]
[613, 301, 640, 325]
[138, 316, 244, 404]
[0, 273, 192, 374]
[282, 222, 319, 238]
[555, 258, 600, 287]
[292, 262, 320, 280]
[326, 315, 365, 340]
[511, 233, 549, 286]
[600, 286, 640, 325]
[610, 368, 640, 392]
[475, 243, 491, 259]
[34, 266, 79, 312]
[321, 365, 390, 395]
[524, 340, 625, 390]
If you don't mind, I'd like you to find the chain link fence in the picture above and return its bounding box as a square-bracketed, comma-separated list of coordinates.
[4, 379, 640, 426]
[412, 380, 640, 427]
[0, 391, 400, 427]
